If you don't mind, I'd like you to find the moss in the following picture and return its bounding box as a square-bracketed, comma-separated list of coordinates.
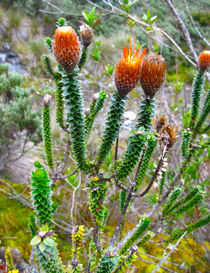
[0, 180, 32, 260]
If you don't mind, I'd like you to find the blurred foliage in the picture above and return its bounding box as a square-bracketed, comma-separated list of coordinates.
[0, 65, 42, 172]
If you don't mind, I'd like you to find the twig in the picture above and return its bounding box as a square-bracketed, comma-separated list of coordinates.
[94, 0, 197, 66]
[134, 148, 146, 183]
[133, 147, 168, 198]
[112, 245, 138, 273]
[151, 231, 187, 273]
[183, 0, 210, 47]
[114, 137, 119, 170]
[71, 171, 82, 226]
[165, 0, 198, 62]
[147, 151, 193, 217]
[110, 183, 135, 246]
[91, 214, 102, 252]
[137, 251, 187, 270]
[138, 256, 176, 273]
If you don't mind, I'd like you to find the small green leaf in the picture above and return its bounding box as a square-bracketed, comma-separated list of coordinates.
[43, 237, 55, 247]
[30, 236, 41, 246]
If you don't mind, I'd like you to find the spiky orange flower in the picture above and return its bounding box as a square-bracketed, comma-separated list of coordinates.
[140, 53, 166, 97]
[198, 50, 210, 73]
[52, 26, 81, 73]
[114, 41, 147, 97]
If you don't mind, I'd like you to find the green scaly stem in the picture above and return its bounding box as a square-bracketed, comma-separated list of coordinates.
[167, 214, 210, 243]
[43, 105, 54, 169]
[137, 231, 153, 247]
[96, 254, 119, 273]
[31, 162, 56, 225]
[29, 214, 38, 237]
[120, 217, 150, 255]
[55, 79, 65, 130]
[174, 192, 202, 215]
[159, 170, 166, 196]
[162, 188, 182, 216]
[85, 90, 106, 138]
[189, 71, 205, 129]
[78, 46, 88, 70]
[137, 96, 156, 130]
[116, 132, 147, 180]
[61, 69, 88, 172]
[195, 88, 210, 132]
[167, 187, 200, 215]
[97, 91, 126, 164]
[88, 177, 107, 230]
[135, 134, 157, 191]
[181, 129, 192, 159]
[116, 97, 156, 181]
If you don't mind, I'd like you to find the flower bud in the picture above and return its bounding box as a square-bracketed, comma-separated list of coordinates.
[52, 26, 81, 73]
[79, 24, 93, 48]
[93, 92, 99, 102]
[84, 108, 90, 116]
[43, 94, 52, 107]
[140, 53, 166, 97]
[114, 41, 146, 97]
[198, 50, 210, 73]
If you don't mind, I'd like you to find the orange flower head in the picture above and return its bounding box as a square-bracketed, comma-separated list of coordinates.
[140, 53, 166, 97]
[114, 41, 147, 97]
[52, 26, 81, 73]
[198, 50, 210, 73]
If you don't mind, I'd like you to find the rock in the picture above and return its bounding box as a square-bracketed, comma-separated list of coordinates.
[124, 110, 136, 120]
[0, 50, 26, 74]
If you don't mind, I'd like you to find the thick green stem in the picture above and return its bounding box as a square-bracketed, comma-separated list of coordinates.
[97, 91, 126, 164]
[181, 129, 192, 159]
[190, 71, 205, 129]
[116, 132, 147, 180]
[85, 91, 106, 138]
[78, 46, 88, 70]
[31, 162, 55, 225]
[55, 79, 65, 130]
[120, 217, 151, 255]
[116, 97, 156, 181]
[43, 105, 54, 169]
[135, 134, 157, 191]
[137, 96, 156, 130]
[195, 88, 210, 132]
[88, 177, 107, 230]
[61, 69, 88, 172]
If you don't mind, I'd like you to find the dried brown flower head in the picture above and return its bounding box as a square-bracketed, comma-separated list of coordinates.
[114, 41, 146, 97]
[52, 26, 81, 73]
[79, 24, 93, 48]
[198, 50, 210, 73]
[156, 115, 167, 132]
[140, 53, 166, 97]
[160, 124, 178, 148]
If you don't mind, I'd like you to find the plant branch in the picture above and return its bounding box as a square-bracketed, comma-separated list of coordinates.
[151, 231, 187, 273]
